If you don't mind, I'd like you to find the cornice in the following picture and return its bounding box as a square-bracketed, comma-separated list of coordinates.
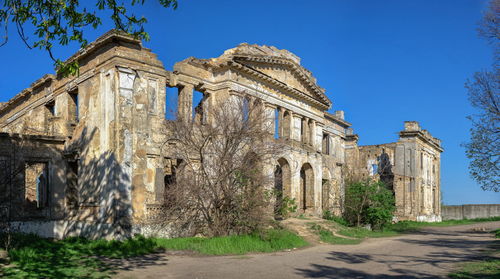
[232, 55, 331, 106]
[226, 60, 330, 110]
[400, 131, 443, 152]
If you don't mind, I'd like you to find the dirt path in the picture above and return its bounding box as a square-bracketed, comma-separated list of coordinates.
[114, 222, 500, 279]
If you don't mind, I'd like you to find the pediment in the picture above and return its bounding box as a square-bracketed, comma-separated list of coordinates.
[174, 43, 332, 109]
[231, 57, 331, 109]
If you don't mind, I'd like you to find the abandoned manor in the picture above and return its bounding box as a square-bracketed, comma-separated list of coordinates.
[0, 31, 443, 239]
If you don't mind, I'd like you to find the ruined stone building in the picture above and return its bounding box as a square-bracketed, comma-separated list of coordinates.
[0, 30, 443, 238]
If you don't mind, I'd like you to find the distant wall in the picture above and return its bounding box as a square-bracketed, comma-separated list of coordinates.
[442, 204, 500, 220]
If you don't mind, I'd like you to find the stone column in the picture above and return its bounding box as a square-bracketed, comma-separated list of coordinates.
[310, 120, 316, 147]
[278, 107, 284, 138]
[288, 111, 294, 140]
[178, 84, 193, 122]
[302, 117, 308, 144]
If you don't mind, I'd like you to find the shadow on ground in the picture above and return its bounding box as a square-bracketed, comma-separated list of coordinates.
[295, 229, 499, 279]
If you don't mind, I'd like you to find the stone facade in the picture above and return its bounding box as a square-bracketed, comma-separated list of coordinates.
[345, 121, 443, 222]
[0, 31, 443, 238]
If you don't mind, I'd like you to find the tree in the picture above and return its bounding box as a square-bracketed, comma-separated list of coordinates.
[343, 179, 395, 230]
[0, 0, 178, 76]
[464, 0, 499, 192]
[160, 97, 282, 237]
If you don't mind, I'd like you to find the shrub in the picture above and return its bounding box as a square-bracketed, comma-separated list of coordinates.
[343, 180, 395, 229]
[323, 210, 349, 226]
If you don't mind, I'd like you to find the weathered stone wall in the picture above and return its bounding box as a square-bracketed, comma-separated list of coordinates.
[0, 31, 445, 239]
[0, 133, 66, 221]
[346, 121, 443, 222]
[442, 204, 500, 220]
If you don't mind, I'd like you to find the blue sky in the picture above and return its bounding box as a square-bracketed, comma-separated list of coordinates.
[0, 0, 498, 205]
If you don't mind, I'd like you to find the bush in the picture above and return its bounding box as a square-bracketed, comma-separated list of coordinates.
[275, 195, 298, 218]
[323, 210, 349, 226]
[343, 180, 395, 230]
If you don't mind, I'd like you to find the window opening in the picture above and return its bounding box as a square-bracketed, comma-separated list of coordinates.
[45, 101, 55, 117]
[69, 90, 79, 122]
[25, 162, 49, 208]
[165, 87, 179, 120]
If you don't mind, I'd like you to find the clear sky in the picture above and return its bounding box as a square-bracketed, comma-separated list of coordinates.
[0, 0, 498, 205]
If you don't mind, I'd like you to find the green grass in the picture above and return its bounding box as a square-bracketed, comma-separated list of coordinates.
[0, 229, 307, 278]
[449, 258, 500, 279]
[317, 229, 362, 245]
[448, 227, 500, 279]
[386, 217, 500, 233]
[330, 216, 500, 242]
[0, 234, 159, 278]
[337, 226, 400, 238]
[154, 229, 308, 255]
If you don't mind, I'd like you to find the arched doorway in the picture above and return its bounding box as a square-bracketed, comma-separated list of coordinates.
[300, 163, 314, 211]
[274, 158, 291, 219]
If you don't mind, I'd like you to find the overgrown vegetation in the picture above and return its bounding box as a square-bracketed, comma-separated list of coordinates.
[323, 210, 349, 226]
[0, 229, 307, 278]
[494, 228, 500, 238]
[449, 258, 500, 279]
[154, 229, 308, 255]
[386, 217, 500, 233]
[0, 234, 158, 278]
[343, 180, 395, 229]
[308, 223, 362, 245]
[319, 216, 500, 244]
[274, 196, 298, 218]
[161, 99, 284, 237]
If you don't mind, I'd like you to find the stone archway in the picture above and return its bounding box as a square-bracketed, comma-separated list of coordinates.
[300, 163, 314, 211]
[274, 158, 291, 218]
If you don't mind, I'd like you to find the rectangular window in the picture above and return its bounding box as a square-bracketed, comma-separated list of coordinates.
[45, 101, 55, 117]
[193, 90, 206, 123]
[25, 162, 49, 209]
[69, 90, 79, 122]
[322, 133, 330, 155]
[165, 87, 179, 120]
[300, 119, 305, 142]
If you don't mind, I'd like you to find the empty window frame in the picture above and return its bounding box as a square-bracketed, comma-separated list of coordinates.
[300, 118, 305, 143]
[193, 90, 208, 124]
[165, 87, 179, 120]
[25, 162, 49, 208]
[45, 101, 56, 117]
[322, 133, 330, 155]
[69, 90, 79, 122]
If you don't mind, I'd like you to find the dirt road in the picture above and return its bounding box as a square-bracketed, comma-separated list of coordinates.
[115, 222, 500, 279]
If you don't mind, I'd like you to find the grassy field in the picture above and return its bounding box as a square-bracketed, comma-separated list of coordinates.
[332, 216, 500, 240]
[0, 229, 308, 278]
[449, 257, 500, 279]
[154, 229, 308, 255]
[0, 234, 157, 278]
